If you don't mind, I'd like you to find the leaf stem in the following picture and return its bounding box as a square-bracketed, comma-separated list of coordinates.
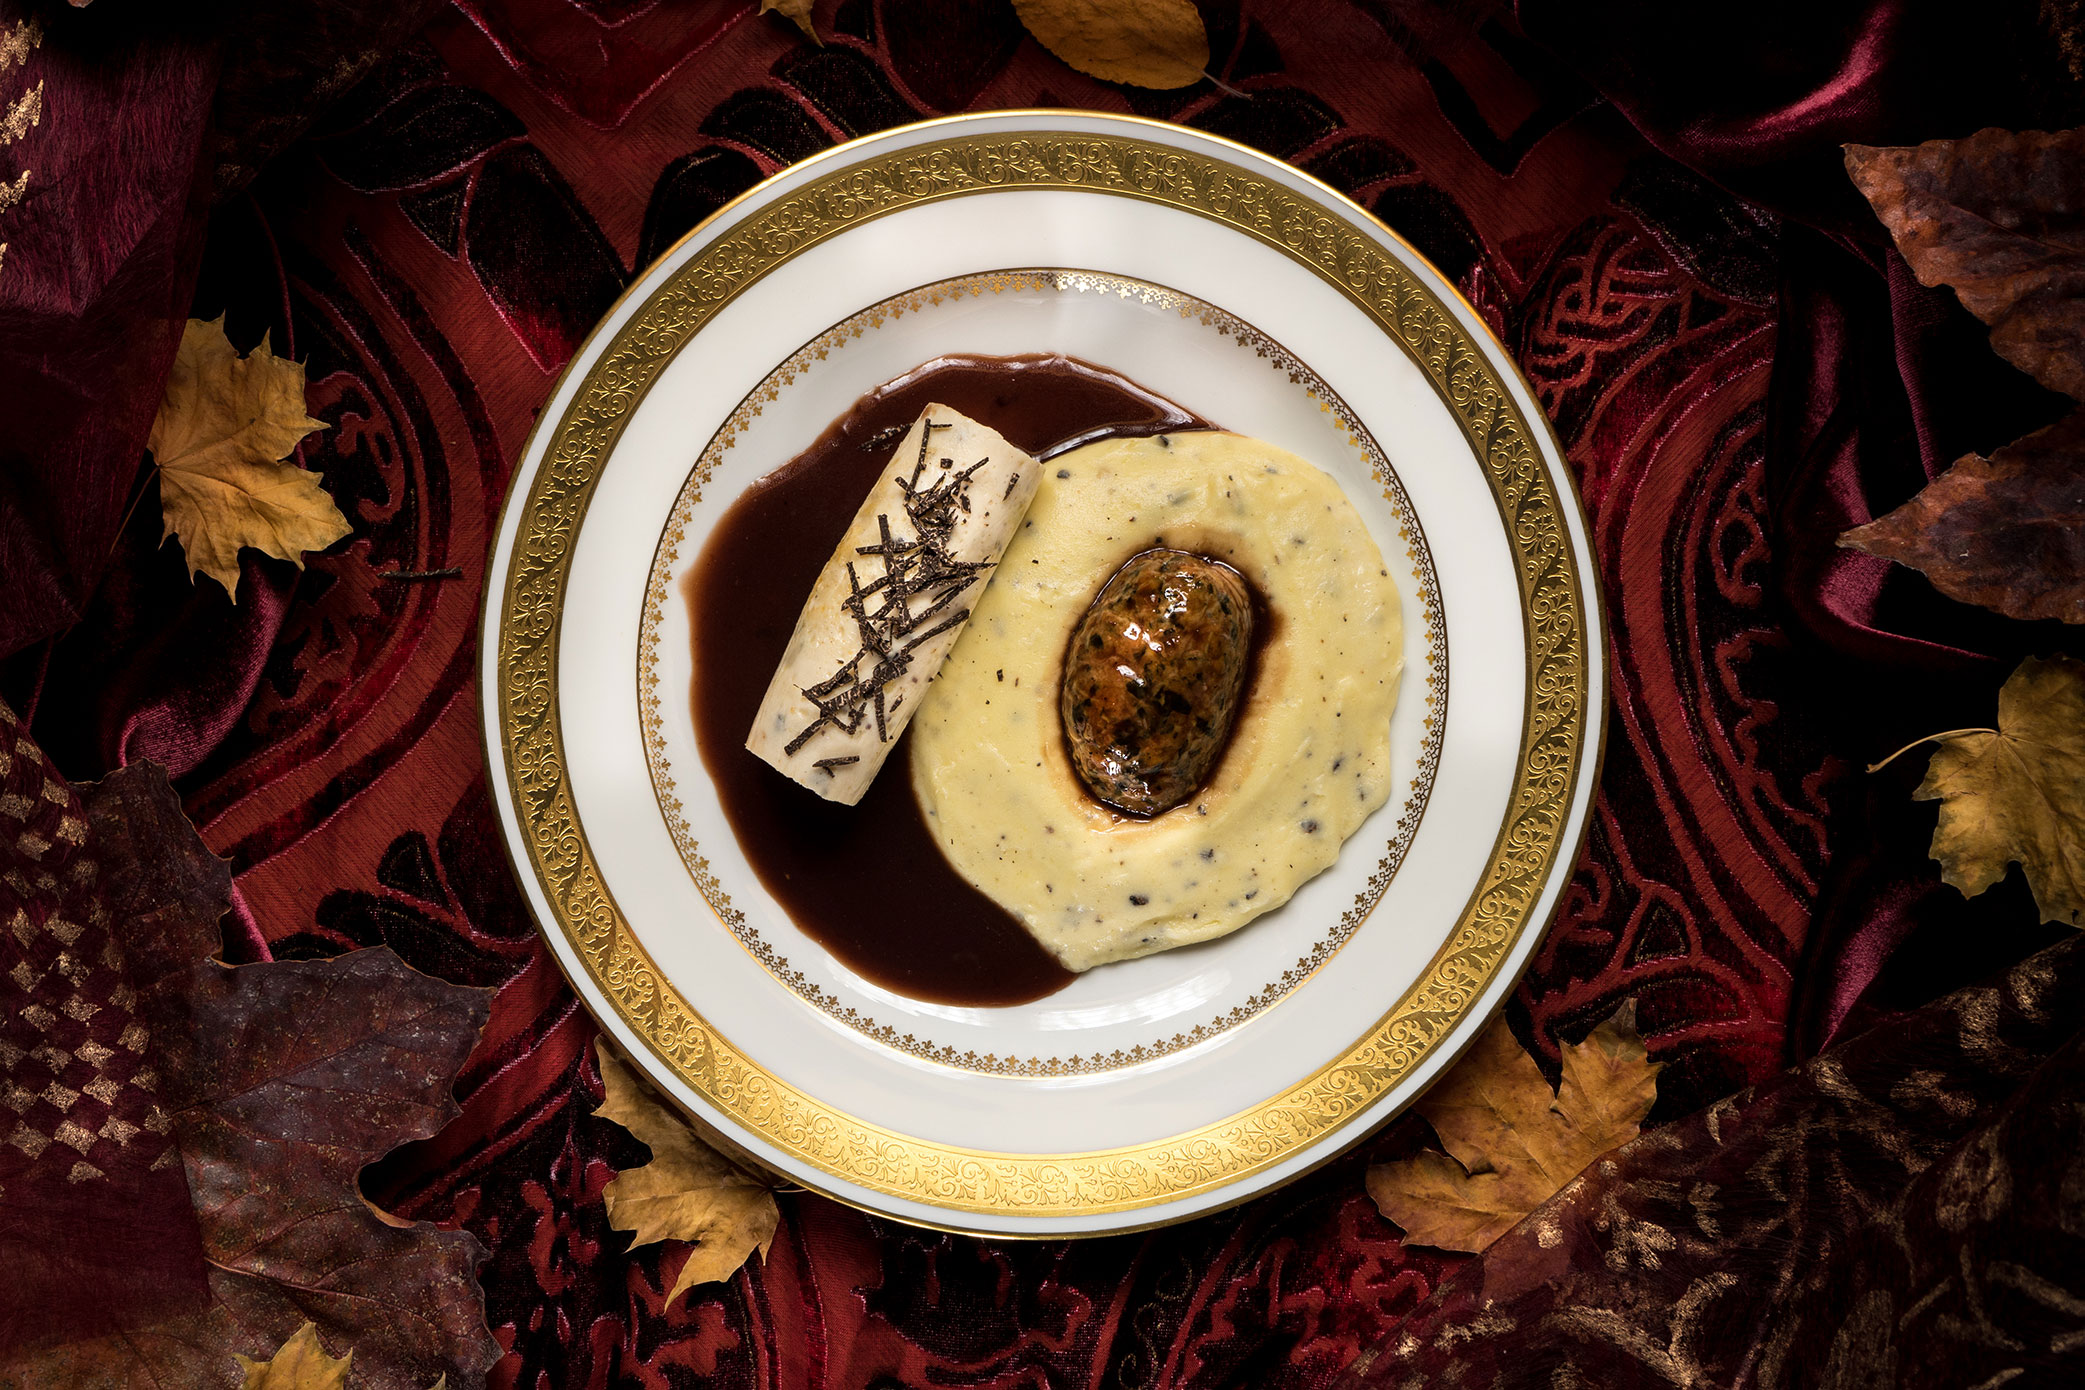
[1868, 728, 1998, 773]
[104, 462, 159, 563]
[379, 567, 464, 582]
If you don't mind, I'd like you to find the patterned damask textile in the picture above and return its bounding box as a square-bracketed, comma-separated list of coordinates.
[0, 0, 2026, 1386]
[1338, 934, 2085, 1389]
[0, 700, 208, 1354]
[1513, 0, 2085, 1062]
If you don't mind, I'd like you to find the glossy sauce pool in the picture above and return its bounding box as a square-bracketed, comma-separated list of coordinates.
[686, 354, 1208, 1006]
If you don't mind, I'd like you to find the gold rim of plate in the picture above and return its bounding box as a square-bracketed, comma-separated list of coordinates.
[492, 113, 1593, 1225]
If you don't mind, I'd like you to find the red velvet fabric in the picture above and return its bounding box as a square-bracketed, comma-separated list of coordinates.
[1514, 0, 2083, 1058]
[3, 1, 2081, 1386]
[0, 1, 215, 660]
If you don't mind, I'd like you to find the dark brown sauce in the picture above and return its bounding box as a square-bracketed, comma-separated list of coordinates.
[687, 354, 1209, 1006]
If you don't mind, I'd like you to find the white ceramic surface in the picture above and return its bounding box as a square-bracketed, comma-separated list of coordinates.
[480, 112, 1605, 1237]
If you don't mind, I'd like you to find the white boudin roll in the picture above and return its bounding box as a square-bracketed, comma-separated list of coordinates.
[746, 404, 1042, 805]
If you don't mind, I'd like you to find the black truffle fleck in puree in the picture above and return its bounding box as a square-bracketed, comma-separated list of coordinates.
[686, 353, 1207, 1007]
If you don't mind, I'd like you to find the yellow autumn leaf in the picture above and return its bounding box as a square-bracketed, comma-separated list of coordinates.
[759, 0, 819, 44]
[148, 315, 346, 599]
[1366, 1002, 1661, 1252]
[1879, 654, 2085, 928]
[1012, 0, 1209, 90]
[235, 1323, 351, 1390]
[231, 1322, 447, 1390]
[593, 1039, 780, 1301]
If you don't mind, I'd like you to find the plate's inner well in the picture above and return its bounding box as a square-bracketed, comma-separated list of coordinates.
[641, 270, 1447, 1078]
[686, 353, 1207, 1006]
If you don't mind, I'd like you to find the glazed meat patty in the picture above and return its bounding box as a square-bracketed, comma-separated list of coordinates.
[1059, 548, 1254, 816]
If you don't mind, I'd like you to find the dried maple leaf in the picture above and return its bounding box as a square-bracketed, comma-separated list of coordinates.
[1366, 1002, 1661, 1252]
[148, 315, 347, 599]
[1011, 0, 1209, 90]
[758, 0, 819, 44]
[593, 1040, 779, 1301]
[1846, 128, 2085, 402]
[234, 1322, 446, 1390]
[235, 1323, 352, 1390]
[1875, 654, 2085, 928]
[0, 766, 499, 1390]
[1841, 410, 2085, 623]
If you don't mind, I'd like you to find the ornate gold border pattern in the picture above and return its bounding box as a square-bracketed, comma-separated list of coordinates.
[497, 127, 1587, 1218]
[634, 269, 1448, 1077]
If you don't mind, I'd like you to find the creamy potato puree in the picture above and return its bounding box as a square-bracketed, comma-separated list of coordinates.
[909, 431, 1403, 972]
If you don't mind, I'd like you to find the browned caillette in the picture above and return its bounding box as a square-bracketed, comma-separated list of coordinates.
[1060, 548, 1255, 816]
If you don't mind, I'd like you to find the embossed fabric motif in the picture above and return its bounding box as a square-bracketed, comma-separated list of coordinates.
[0, 0, 2049, 1386]
[18, 2, 1812, 1385]
[0, 700, 205, 1353]
[1510, 1, 2085, 1068]
[1502, 159, 1811, 1110]
[1337, 934, 2085, 1389]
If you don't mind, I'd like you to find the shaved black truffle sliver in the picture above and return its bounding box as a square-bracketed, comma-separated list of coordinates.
[785, 418, 1002, 756]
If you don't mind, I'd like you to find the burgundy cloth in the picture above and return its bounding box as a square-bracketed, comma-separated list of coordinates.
[1514, 0, 2085, 1055]
[0, 0, 484, 673]
[1516, 0, 2085, 231]
[1334, 933, 2085, 1389]
[0, 1, 215, 661]
[0, 705, 209, 1354]
[0, 1, 2081, 1387]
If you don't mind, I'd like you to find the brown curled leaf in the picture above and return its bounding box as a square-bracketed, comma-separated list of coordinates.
[1011, 0, 1210, 90]
[1841, 409, 2085, 623]
[1845, 128, 2085, 402]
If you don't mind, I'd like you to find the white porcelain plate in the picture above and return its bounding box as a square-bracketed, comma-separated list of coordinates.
[481, 112, 1604, 1237]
